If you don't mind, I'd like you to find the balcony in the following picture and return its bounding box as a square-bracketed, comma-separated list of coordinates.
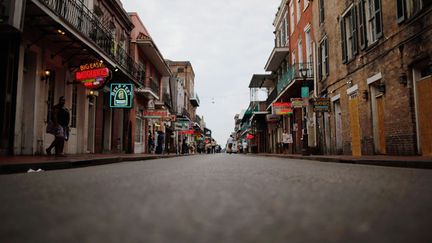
[266, 88, 278, 108]
[135, 79, 160, 100]
[35, 0, 144, 81]
[265, 47, 290, 72]
[277, 62, 314, 94]
[189, 92, 200, 107]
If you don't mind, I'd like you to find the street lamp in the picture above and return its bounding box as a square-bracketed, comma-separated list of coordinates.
[299, 66, 309, 156]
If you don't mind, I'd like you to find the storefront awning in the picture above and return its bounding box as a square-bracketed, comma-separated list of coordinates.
[264, 47, 290, 72]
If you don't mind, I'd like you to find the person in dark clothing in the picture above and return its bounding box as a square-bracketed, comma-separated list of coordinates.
[46, 96, 70, 156]
[155, 131, 165, 154]
[148, 133, 154, 153]
[182, 137, 189, 154]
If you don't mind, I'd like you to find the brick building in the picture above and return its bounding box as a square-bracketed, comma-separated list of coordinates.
[313, 0, 432, 156]
[264, 0, 316, 154]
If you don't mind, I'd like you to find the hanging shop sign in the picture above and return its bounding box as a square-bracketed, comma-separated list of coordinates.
[272, 102, 292, 115]
[266, 114, 280, 122]
[291, 98, 304, 108]
[246, 134, 255, 140]
[301, 86, 310, 98]
[75, 62, 109, 89]
[179, 130, 195, 135]
[174, 120, 192, 131]
[110, 83, 133, 108]
[143, 110, 168, 119]
[312, 98, 331, 112]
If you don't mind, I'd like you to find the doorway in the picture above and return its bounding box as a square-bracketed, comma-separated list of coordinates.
[334, 100, 343, 154]
[415, 70, 432, 156]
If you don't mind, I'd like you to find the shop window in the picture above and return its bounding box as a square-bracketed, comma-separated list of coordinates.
[135, 116, 142, 143]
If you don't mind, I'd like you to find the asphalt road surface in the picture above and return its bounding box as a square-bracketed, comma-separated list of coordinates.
[1, 154, 431, 243]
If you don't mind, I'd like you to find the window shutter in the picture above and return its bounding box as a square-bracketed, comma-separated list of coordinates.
[374, 0, 383, 38]
[396, 0, 405, 23]
[325, 38, 329, 76]
[341, 19, 347, 63]
[358, 0, 367, 49]
[318, 43, 322, 80]
[319, 0, 325, 23]
[351, 8, 358, 56]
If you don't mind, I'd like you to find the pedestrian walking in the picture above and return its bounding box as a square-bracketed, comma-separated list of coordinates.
[282, 130, 293, 154]
[148, 133, 155, 154]
[226, 135, 234, 154]
[156, 131, 165, 154]
[46, 96, 70, 156]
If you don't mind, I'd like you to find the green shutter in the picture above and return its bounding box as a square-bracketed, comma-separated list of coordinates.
[374, 0, 383, 38]
[325, 38, 329, 76]
[318, 42, 322, 80]
[341, 19, 347, 63]
[351, 8, 358, 56]
[358, 0, 367, 49]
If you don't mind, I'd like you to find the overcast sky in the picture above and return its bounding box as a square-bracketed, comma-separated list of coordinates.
[123, 0, 281, 145]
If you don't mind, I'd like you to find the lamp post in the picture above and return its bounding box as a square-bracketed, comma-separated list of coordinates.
[299, 66, 309, 156]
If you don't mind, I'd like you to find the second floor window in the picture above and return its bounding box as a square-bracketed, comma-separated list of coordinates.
[358, 0, 383, 49]
[397, 0, 430, 23]
[341, 6, 358, 63]
[319, 0, 325, 24]
[318, 37, 329, 81]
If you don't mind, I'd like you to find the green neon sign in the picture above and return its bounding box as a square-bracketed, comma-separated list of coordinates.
[110, 83, 133, 108]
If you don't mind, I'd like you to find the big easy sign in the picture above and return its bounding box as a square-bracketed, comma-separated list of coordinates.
[75, 62, 109, 89]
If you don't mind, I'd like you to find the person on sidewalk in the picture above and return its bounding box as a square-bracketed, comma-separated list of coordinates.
[282, 130, 293, 154]
[226, 135, 234, 154]
[46, 96, 70, 156]
[155, 131, 165, 154]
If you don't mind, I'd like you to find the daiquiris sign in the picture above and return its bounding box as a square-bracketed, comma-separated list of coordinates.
[75, 62, 109, 89]
[110, 83, 133, 108]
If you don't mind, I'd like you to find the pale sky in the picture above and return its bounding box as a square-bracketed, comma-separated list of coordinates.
[123, 0, 281, 145]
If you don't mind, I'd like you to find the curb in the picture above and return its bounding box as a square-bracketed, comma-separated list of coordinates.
[247, 154, 432, 170]
[0, 154, 184, 174]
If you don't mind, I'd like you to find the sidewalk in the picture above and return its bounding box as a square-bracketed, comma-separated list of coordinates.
[0, 153, 185, 174]
[249, 153, 432, 169]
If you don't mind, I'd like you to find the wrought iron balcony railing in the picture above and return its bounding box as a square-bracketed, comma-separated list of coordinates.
[266, 88, 278, 108]
[276, 62, 313, 94]
[38, 0, 144, 81]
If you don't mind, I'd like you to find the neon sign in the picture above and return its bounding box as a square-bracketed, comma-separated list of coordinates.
[110, 83, 133, 108]
[75, 62, 109, 89]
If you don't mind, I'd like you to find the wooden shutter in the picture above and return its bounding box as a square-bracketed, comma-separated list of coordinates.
[351, 7, 358, 56]
[396, 0, 406, 23]
[319, 0, 325, 23]
[325, 38, 329, 76]
[358, 0, 367, 50]
[374, 0, 383, 38]
[341, 19, 347, 63]
[318, 42, 322, 80]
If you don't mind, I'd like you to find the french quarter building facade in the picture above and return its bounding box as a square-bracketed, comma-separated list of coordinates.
[129, 12, 172, 154]
[166, 60, 201, 153]
[313, 0, 432, 156]
[0, 0, 144, 155]
[263, 0, 316, 154]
